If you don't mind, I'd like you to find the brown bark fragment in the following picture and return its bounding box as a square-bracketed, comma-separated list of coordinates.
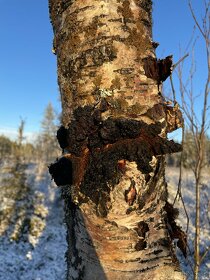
[117, 159, 127, 174]
[143, 55, 173, 86]
[164, 103, 184, 133]
[125, 179, 137, 206]
[164, 202, 187, 258]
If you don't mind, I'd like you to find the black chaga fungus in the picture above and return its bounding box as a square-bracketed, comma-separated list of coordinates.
[57, 125, 68, 150]
[49, 157, 72, 186]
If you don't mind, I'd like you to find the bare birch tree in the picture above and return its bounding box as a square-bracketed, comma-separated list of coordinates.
[49, 1, 186, 279]
[175, 2, 210, 279]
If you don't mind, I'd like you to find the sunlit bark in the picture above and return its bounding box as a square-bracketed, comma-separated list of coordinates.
[49, 1, 186, 279]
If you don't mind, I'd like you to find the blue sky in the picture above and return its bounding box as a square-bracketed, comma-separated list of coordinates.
[0, 0, 207, 140]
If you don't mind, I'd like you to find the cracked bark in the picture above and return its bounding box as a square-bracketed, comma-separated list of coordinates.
[49, 0, 186, 279]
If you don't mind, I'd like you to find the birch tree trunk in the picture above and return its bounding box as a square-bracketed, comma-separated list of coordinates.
[49, 1, 186, 279]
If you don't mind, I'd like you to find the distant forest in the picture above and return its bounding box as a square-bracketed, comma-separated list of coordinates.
[0, 103, 60, 165]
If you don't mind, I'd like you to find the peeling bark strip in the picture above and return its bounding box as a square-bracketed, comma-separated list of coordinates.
[49, 0, 186, 279]
[143, 55, 173, 86]
[164, 202, 187, 258]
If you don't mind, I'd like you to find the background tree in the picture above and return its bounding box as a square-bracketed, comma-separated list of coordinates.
[22, 142, 36, 163]
[169, 1, 210, 279]
[0, 120, 30, 240]
[0, 120, 49, 246]
[0, 135, 13, 161]
[49, 1, 186, 279]
[180, 130, 210, 169]
[36, 102, 60, 164]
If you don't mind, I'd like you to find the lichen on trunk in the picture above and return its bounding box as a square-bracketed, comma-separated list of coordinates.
[49, 0, 186, 279]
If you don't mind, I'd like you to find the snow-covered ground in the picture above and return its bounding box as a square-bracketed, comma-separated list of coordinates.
[0, 163, 67, 280]
[166, 167, 210, 280]
[0, 164, 209, 279]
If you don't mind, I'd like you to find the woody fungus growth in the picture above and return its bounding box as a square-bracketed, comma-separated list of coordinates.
[49, 157, 72, 186]
[57, 125, 68, 150]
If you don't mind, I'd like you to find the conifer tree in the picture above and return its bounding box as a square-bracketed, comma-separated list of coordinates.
[36, 102, 60, 164]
